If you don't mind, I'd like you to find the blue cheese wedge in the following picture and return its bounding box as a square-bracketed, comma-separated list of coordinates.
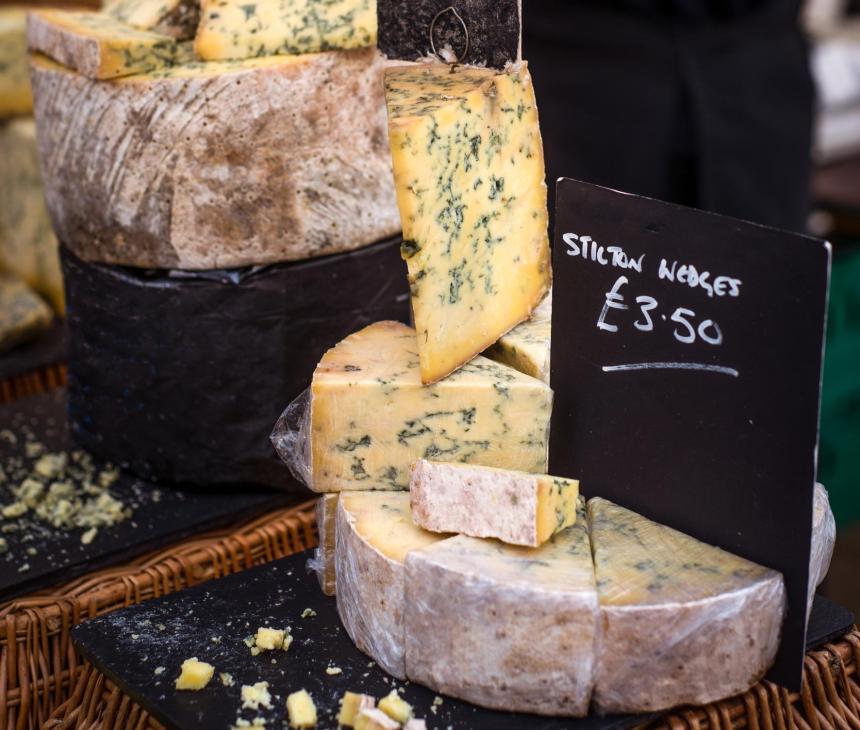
[587, 497, 786, 713]
[195, 0, 376, 61]
[0, 8, 31, 117]
[28, 48, 398, 269]
[484, 292, 551, 384]
[385, 62, 552, 383]
[0, 118, 63, 313]
[335, 491, 445, 678]
[0, 273, 52, 353]
[309, 321, 553, 493]
[404, 503, 598, 716]
[103, 0, 198, 39]
[27, 10, 178, 79]
[409, 459, 578, 547]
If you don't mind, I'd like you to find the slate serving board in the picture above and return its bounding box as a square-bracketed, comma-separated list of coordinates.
[71, 549, 854, 730]
[0, 390, 303, 602]
[0, 317, 67, 382]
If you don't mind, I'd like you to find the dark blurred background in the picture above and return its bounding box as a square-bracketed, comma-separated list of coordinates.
[524, 0, 860, 614]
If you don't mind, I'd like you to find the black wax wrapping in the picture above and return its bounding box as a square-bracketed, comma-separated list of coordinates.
[62, 239, 410, 489]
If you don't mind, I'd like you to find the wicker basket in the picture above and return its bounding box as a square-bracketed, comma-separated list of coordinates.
[0, 363, 66, 405]
[1, 501, 317, 730]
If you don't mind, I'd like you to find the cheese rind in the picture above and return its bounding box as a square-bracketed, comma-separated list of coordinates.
[195, 0, 376, 61]
[335, 491, 445, 678]
[0, 118, 63, 313]
[0, 9, 31, 117]
[587, 497, 786, 713]
[338, 692, 375, 727]
[409, 459, 578, 547]
[103, 0, 198, 39]
[404, 510, 598, 716]
[27, 10, 178, 79]
[484, 293, 551, 383]
[313, 494, 338, 595]
[29, 49, 399, 269]
[385, 62, 551, 383]
[310, 321, 553, 492]
[354, 708, 399, 730]
[0, 273, 52, 353]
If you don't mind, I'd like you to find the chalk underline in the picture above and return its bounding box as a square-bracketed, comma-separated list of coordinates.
[602, 362, 740, 377]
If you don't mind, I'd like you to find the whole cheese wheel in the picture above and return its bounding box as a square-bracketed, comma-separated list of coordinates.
[30, 48, 400, 269]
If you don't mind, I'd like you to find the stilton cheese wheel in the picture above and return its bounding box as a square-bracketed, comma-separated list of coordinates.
[484, 292, 551, 384]
[308, 321, 553, 493]
[103, 0, 199, 39]
[27, 10, 179, 79]
[408, 459, 578, 547]
[0, 118, 63, 313]
[0, 8, 31, 117]
[195, 0, 376, 61]
[0, 273, 53, 353]
[63, 238, 409, 488]
[335, 491, 445, 678]
[385, 62, 551, 384]
[404, 506, 598, 716]
[587, 497, 785, 713]
[30, 47, 400, 269]
[313, 493, 339, 596]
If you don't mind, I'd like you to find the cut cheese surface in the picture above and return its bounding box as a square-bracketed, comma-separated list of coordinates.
[103, 0, 198, 39]
[335, 491, 445, 678]
[587, 497, 786, 713]
[310, 321, 553, 493]
[29, 47, 398, 269]
[386, 62, 551, 383]
[0, 118, 63, 313]
[313, 494, 338, 595]
[409, 459, 578, 547]
[404, 507, 598, 716]
[195, 0, 376, 61]
[0, 273, 53, 354]
[0, 8, 31, 117]
[484, 291, 551, 383]
[27, 10, 178, 79]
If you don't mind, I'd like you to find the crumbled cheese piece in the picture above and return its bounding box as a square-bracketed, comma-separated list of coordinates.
[175, 658, 214, 690]
[325, 666, 342, 676]
[355, 708, 399, 730]
[241, 682, 273, 711]
[154, 666, 165, 675]
[378, 690, 412, 724]
[338, 692, 375, 727]
[220, 672, 234, 687]
[81, 526, 98, 544]
[300, 608, 316, 618]
[253, 626, 290, 652]
[286, 689, 317, 728]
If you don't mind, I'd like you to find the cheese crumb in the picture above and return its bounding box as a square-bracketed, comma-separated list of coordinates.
[81, 527, 98, 544]
[286, 689, 317, 728]
[325, 666, 342, 676]
[175, 658, 214, 690]
[254, 626, 288, 651]
[300, 608, 316, 618]
[220, 672, 234, 687]
[378, 690, 412, 724]
[154, 666, 165, 675]
[241, 681, 273, 711]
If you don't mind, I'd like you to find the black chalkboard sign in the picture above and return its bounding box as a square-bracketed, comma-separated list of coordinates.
[377, 0, 521, 68]
[549, 178, 831, 691]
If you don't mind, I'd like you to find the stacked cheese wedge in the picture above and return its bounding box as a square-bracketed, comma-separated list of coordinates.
[24, 0, 410, 487]
[0, 7, 63, 349]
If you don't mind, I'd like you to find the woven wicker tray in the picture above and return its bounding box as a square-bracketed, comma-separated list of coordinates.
[1, 501, 316, 730]
[0, 363, 66, 405]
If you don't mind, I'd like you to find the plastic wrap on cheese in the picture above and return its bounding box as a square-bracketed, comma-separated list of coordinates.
[809, 482, 836, 621]
[271, 388, 313, 488]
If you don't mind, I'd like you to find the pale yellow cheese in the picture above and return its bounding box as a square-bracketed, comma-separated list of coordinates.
[0, 118, 63, 313]
[195, 0, 376, 61]
[377, 691, 412, 724]
[484, 292, 551, 383]
[386, 62, 551, 383]
[337, 691, 375, 727]
[310, 321, 553, 493]
[27, 10, 178, 79]
[103, 0, 198, 39]
[286, 689, 317, 728]
[175, 657, 215, 690]
[355, 708, 399, 730]
[0, 8, 31, 117]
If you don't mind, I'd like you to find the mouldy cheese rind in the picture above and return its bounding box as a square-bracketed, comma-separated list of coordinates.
[313, 494, 339, 595]
[103, 0, 199, 39]
[484, 292, 551, 384]
[26, 10, 178, 79]
[307, 321, 553, 493]
[408, 459, 578, 547]
[29, 47, 400, 269]
[385, 61, 551, 383]
[195, 0, 376, 61]
[0, 8, 31, 117]
[0, 118, 63, 313]
[334, 491, 445, 678]
[587, 497, 786, 713]
[62, 240, 409, 488]
[404, 510, 597, 716]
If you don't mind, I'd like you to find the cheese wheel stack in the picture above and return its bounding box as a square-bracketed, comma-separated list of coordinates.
[25, 1, 408, 487]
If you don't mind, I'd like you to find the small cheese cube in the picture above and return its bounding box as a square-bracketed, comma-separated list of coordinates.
[337, 691, 375, 727]
[0, 9, 31, 117]
[410, 459, 579, 547]
[254, 627, 288, 651]
[355, 708, 400, 730]
[286, 689, 317, 728]
[174, 658, 214, 690]
[385, 62, 551, 383]
[378, 690, 412, 724]
[27, 10, 178, 79]
[241, 682, 273, 710]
